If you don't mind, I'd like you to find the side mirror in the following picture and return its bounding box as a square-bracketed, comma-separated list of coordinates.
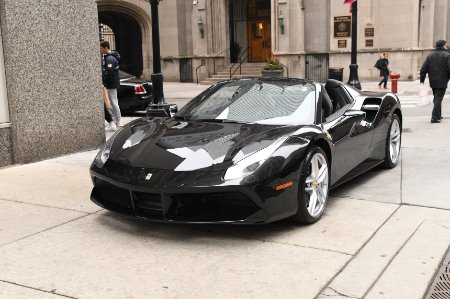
[169, 104, 178, 117]
[344, 110, 366, 118]
[146, 103, 178, 118]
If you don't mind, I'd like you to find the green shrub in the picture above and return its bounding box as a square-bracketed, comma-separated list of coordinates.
[263, 60, 284, 71]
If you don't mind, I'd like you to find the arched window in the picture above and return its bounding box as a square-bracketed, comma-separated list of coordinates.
[99, 23, 116, 50]
[98, 11, 143, 77]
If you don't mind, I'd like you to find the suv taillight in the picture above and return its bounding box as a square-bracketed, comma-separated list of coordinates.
[135, 84, 146, 95]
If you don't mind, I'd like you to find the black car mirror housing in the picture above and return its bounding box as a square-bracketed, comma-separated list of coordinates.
[344, 110, 366, 118]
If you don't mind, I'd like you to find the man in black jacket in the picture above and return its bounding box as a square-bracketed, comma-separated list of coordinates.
[420, 40, 450, 123]
[100, 41, 122, 127]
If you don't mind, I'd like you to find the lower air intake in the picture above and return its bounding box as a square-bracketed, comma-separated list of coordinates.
[167, 192, 259, 222]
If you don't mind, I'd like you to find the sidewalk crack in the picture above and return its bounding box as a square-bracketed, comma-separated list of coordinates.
[0, 214, 92, 248]
[0, 197, 95, 214]
[422, 219, 450, 231]
[314, 205, 401, 299]
[0, 279, 79, 298]
[362, 219, 427, 297]
[323, 287, 360, 298]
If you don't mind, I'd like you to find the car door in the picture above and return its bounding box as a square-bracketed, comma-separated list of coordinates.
[321, 86, 373, 184]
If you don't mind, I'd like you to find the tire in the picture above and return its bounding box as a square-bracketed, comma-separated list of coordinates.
[382, 114, 401, 168]
[291, 146, 330, 224]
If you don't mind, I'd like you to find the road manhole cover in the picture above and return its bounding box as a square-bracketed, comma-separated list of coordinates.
[425, 246, 450, 299]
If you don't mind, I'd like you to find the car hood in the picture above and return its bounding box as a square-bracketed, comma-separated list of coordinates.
[109, 118, 300, 171]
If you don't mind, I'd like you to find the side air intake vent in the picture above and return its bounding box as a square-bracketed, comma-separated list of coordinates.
[362, 98, 382, 123]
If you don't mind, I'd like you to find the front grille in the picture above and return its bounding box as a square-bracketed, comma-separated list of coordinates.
[133, 192, 163, 219]
[92, 178, 133, 214]
[92, 178, 261, 222]
[166, 192, 258, 222]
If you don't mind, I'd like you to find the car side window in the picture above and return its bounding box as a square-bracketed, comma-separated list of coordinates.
[324, 103, 352, 123]
[325, 82, 354, 107]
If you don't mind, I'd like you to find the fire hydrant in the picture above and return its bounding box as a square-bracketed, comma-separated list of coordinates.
[390, 73, 400, 93]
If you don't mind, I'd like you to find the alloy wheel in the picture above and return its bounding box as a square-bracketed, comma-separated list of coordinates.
[389, 118, 401, 164]
[304, 152, 329, 218]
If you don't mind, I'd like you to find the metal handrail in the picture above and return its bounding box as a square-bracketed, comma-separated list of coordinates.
[195, 63, 204, 85]
[229, 47, 250, 78]
[195, 48, 230, 84]
[278, 61, 289, 78]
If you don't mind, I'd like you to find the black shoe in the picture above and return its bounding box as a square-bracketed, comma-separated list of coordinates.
[431, 119, 441, 123]
[439, 116, 443, 120]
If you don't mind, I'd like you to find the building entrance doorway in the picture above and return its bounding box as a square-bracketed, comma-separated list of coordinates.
[248, 19, 271, 62]
[98, 11, 143, 77]
[229, 0, 271, 63]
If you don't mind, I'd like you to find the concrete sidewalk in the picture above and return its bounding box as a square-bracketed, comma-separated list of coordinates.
[0, 82, 449, 299]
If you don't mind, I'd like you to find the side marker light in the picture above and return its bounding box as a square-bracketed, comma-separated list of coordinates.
[275, 182, 294, 191]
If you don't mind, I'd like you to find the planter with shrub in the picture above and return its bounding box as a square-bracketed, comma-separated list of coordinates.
[261, 60, 284, 77]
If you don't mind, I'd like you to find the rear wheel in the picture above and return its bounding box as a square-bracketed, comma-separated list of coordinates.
[383, 114, 401, 168]
[292, 146, 330, 224]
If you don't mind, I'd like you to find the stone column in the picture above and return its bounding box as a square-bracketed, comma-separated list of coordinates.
[0, 0, 104, 163]
[0, 22, 13, 166]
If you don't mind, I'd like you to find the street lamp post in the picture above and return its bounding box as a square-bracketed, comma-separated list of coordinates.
[347, 1, 361, 90]
[150, 0, 164, 105]
[147, 0, 176, 117]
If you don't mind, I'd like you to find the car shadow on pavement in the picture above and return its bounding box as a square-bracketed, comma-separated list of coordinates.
[93, 197, 342, 246]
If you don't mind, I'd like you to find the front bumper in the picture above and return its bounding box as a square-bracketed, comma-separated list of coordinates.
[90, 164, 299, 224]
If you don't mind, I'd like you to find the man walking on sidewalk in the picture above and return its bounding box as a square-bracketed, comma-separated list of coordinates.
[100, 41, 122, 127]
[420, 40, 450, 123]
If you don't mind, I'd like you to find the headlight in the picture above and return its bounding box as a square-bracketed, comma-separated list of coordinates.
[224, 135, 292, 181]
[94, 128, 123, 168]
[224, 157, 266, 181]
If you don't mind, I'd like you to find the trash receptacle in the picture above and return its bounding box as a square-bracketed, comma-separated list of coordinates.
[329, 67, 344, 81]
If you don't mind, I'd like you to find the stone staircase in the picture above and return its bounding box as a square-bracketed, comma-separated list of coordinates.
[199, 62, 266, 85]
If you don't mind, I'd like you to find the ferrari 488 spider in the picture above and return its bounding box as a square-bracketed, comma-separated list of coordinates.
[90, 77, 402, 224]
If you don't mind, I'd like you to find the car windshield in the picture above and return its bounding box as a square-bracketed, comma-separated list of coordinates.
[176, 78, 316, 125]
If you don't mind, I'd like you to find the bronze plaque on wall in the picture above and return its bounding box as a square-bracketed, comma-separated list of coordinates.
[365, 39, 374, 47]
[334, 16, 351, 38]
[338, 40, 347, 48]
[365, 28, 374, 37]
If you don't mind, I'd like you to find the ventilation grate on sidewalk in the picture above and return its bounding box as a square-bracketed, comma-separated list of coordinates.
[425, 246, 450, 299]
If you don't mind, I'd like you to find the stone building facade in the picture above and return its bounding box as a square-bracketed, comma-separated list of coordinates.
[96, 0, 450, 83]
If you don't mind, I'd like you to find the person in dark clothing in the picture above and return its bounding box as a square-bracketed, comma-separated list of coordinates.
[100, 41, 122, 127]
[375, 52, 390, 89]
[420, 39, 450, 123]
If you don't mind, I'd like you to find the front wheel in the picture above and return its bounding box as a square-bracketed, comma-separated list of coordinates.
[383, 114, 401, 168]
[291, 146, 330, 224]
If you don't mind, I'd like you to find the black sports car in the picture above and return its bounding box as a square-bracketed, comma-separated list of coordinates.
[118, 71, 153, 113]
[90, 77, 402, 224]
